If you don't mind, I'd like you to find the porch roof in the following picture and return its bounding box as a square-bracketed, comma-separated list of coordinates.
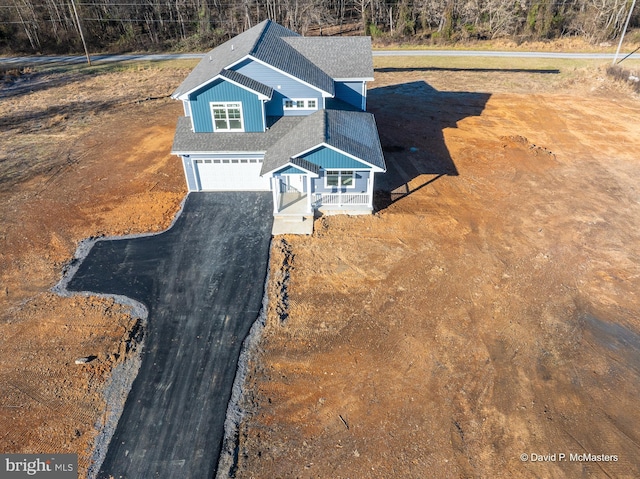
[265, 157, 320, 177]
[261, 109, 386, 175]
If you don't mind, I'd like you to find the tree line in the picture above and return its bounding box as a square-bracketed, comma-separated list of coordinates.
[1, 0, 638, 54]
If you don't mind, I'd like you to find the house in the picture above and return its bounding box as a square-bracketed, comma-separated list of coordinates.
[170, 20, 386, 233]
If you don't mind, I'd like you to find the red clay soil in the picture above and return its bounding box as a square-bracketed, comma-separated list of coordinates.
[233, 74, 640, 478]
[0, 66, 187, 477]
[1, 63, 640, 479]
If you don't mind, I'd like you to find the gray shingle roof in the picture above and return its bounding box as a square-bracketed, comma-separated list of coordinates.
[171, 116, 304, 154]
[250, 22, 334, 95]
[172, 21, 268, 98]
[324, 109, 385, 170]
[283, 37, 374, 79]
[262, 109, 386, 175]
[219, 69, 273, 99]
[172, 20, 337, 99]
[291, 156, 320, 175]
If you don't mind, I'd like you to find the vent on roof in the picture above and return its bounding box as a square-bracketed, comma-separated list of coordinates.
[231, 44, 235, 51]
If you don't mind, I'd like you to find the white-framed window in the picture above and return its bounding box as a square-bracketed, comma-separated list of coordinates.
[283, 98, 318, 110]
[210, 102, 244, 132]
[325, 170, 355, 188]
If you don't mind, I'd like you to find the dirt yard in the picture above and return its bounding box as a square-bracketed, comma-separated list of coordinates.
[1, 59, 640, 478]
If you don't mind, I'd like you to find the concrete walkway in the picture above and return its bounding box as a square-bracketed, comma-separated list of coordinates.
[67, 192, 273, 479]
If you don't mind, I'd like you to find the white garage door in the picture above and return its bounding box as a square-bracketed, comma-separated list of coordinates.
[193, 158, 270, 191]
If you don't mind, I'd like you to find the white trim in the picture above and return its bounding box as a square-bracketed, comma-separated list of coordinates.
[190, 157, 201, 190]
[283, 98, 318, 110]
[322, 143, 385, 172]
[177, 76, 219, 100]
[271, 177, 279, 214]
[368, 171, 375, 208]
[181, 156, 194, 191]
[213, 74, 271, 100]
[291, 142, 384, 172]
[333, 77, 374, 82]
[324, 170, 356, 189]
[177, 70, 270, 101]
[262, 160, 320, 178]
[172, 150, 264, 156]
[210, 101, 245, 132]
[227, 54, 334, 97]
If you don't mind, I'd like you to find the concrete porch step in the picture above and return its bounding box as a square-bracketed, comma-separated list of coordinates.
[272, 215, 314, 235]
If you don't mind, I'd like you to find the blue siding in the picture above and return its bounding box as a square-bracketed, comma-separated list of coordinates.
[301, 146, 369, 169]
[233, 59, 323, 117]
[189, 78, 264, 132]
[275, 165, 305, 174]
[335, 81, 365, 110]
[312, 170, 370, 193]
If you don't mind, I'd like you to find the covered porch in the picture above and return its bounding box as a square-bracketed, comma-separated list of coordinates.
[270, 174, 315, 235]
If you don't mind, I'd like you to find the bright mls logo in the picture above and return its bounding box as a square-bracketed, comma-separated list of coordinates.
[1, 454, 77, 478]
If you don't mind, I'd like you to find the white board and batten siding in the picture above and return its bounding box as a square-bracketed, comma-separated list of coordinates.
[182, 155, 270, 191]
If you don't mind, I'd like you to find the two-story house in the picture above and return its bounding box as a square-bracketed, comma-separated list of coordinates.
[170, 20, 385, 230]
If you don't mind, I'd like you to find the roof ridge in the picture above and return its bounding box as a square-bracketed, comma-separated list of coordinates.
[249, 19, 274, 55]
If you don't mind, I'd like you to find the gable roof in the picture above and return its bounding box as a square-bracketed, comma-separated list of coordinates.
[172, 22, 266, 99]
[219, 69, 273, 99]
[172, 20, 335, 99]
[283, 37, 374, 79]
[262, 109, 386, 175]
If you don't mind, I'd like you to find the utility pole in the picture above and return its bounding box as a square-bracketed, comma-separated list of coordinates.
[71, 0, 91, 66]
[613, 0, 637, 65]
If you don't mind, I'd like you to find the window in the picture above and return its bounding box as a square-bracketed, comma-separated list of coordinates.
[283, 98, 319, 110]
[210, 102, 244, 131]
[325, 170, 355, 188]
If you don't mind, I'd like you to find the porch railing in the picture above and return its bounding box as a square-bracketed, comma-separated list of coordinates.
[279, 181, 299, 194]
[313, 192, 369, 207]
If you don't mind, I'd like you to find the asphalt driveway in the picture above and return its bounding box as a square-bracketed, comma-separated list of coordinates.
[67, 192, 273, 479]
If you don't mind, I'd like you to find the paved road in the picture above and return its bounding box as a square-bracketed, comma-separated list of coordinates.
[67, 192, 273, 479]
[374, 50, 633, 59]
[1, 50, 636, 66]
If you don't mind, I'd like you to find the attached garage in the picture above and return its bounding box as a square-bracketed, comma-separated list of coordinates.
[189, 157, 271, 191]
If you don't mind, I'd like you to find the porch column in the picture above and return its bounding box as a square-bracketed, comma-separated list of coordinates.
[306, 175, 312, 213]
[271, 177, 279, 214]
[368, 172, 375, 209]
